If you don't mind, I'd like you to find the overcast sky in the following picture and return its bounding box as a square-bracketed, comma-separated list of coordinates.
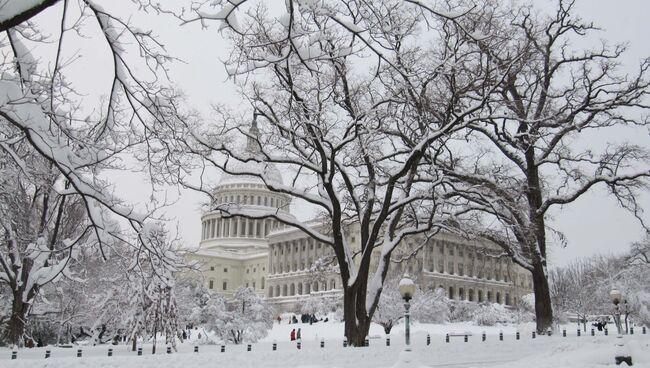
[27, 0, 650, 267]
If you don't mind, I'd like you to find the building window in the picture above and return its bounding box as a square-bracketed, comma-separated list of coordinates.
[222, 281, 227, 291]
[448, 261, 454, 275]
[210, 266, 215, 271]
[351, 236, 356, 243]
[209, 280, 214, 289]
[224, 268, 228, 273]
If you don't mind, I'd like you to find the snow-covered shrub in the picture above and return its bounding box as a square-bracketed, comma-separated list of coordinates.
[449, 301, 478, 322]
[412, 288, 449, 323]
[628, 291, 650, 327]
[189, 293, 227, 344]
[219, 287, 274, 344]
[373, 281, 404, 334]
[513, 294, 535, 323]
[300, 295, 338, 317]
[473, 304, 514, 326]
[374, 282, 449, 333]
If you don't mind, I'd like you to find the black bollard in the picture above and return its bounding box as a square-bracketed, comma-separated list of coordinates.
[532, 331, 536, 339]
[108, 348, 113, 357]
[11, 351, 17, 360]
[464, 335, 468, 343]
[77, 349, 82, 358]
[427, 334, 431, 346]
[247, 344, 252, 352]
[220, 345, 225, 353]
[45, 350, 51, 359]
[591, 328, 595, 336]
[296, 341, 301, 350]
[364, 339, 369, 347]
[630, 327, 634, 335]
[605, 328, 608, 336]
[272, 342, 277, 351]
[516, 331, 520, 340]
[562, 329, 566, 337]
[194, 346, 199, 353]
[343, 340, 347, 347]
[499, 331, 503, 341]
[137, 347, 142, 356]
[386, 337, 390, 346]
[482, 332, 486, 342]
[643, 326, 646, 335]
[167, 346, 172, 354]
[320, 339, 325, 348]
[577, 329, 581, 337]
[445, 333, 449, 343]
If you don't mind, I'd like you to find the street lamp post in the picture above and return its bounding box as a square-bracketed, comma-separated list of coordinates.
[619, 299, 630, 335]
[399, 275, 416, 352]
[610, 289, 632, 366]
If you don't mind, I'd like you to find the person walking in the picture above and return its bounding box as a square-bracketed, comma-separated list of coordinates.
[297, 328, 301, 341]
[290, 329, 296, 341]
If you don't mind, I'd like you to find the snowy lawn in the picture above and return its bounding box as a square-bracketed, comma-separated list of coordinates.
[2, 322, 649, 367]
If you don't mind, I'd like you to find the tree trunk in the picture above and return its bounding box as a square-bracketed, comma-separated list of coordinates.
[531, 260, 553, 334]
[343, 286, 371, 346]
[7, 294, 30, 347]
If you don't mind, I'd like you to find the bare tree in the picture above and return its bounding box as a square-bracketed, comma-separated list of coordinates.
[172, 0, 511, 346]
[437, 0, 650, 333]
[628, 235, 650, 265]
[1, 0, 186, 345]
[0, 143, 91, 346]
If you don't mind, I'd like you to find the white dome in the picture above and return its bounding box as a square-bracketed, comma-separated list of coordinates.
[218, 159, 283, 186]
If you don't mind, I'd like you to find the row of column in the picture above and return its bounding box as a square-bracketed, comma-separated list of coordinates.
[443, 284, 513, 305]
[269, 238, 330, 274]
[201, 217, 283, 240]
[422, 240, 516, 283]
[214, 193, 287, 209]
[268, 279, 337, 298]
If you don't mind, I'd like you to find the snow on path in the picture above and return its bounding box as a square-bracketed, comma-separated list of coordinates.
[2, 322, 649, 367]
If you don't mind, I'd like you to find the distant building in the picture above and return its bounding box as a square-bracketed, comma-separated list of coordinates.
[186, 123, 534, 309]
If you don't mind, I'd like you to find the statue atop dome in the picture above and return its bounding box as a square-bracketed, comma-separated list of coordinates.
[217, 114, 284, 187]
[246, 113, 262, 154]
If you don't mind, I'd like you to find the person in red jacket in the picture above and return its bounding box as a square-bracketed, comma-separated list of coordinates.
[290, 329, 296, 341]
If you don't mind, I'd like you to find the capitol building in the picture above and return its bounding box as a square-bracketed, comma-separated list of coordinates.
[186, 123, 534, 311]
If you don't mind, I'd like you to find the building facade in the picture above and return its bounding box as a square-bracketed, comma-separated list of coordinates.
[264, 225, 534, 311]
[186, 124, 533, 308]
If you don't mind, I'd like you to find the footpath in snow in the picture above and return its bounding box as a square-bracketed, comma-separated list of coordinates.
[2, 322, 649, 368]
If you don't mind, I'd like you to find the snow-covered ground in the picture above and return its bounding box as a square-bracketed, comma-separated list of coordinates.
[2, 321, 648, 367]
